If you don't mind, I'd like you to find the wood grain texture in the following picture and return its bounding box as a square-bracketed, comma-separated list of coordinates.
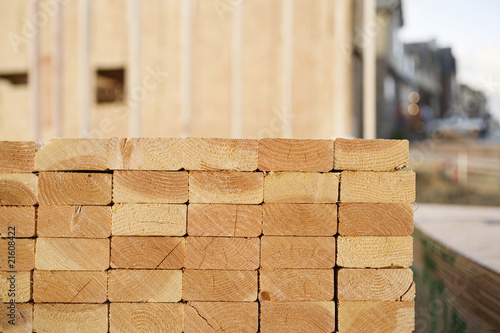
[110, 303, 183, 333]
[337, 236, 413, 268]
[33, 271, 107, 303]
[260, 302, 335, 333]
[340, 171, 415, 203]
[338, 301, 415, 332]
[185, 237, 259, 270]
[187, 204, 262, 237]
[37, 205, 111, 238]
[189, 171, 263, 204]
[111, 236, 185, 269]
[185, 302, 258, 333]
[35, 138, 109, 171]
[0, 173, 37, 205]
[338, 268, 415, 301]
[33, 304, 108, 333]
[108, 137, 183, 170]
[263, 203, 337, 236]
[264, 172, 339, 203]
[261, 236, 335, 269]
[259, 268, 334, 301]
[35, 238, 109, 270]
[183, 270, 258, 301]
[258, 138, 334, 172]
[113, 171, 188, 203]
[112, 204, 186, 236]
[108, 269, 182, 302]
[334, 138, 409, 171]
[1, 303, 32, 332]
[0, 141, 35, 172]
[0, 238, 34, 271]
[38, 172, 112, 205]
[184, 138, 258, 171]
[1, 271, 31, 302]
[338, 203, 414, 236]
[0, 206, 35, 238]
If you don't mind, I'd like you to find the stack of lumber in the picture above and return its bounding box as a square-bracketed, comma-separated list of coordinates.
[0, 137, 415, 332]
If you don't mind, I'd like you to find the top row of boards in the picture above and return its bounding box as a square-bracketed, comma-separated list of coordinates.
[0, 138, 409, 173]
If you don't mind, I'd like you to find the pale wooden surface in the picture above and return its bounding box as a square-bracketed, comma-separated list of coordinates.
[110, 303, 183, 333]
[263, 203, 337, 236]
[260, 236, 335, 269]
[0, 206, 36, 238]
[1, 303, 32, 332]
[0, 141, 35, 173]
[1, 271, 31, 302]
[0, 238, 34, 271]
[185, 302, 259, 333]
[334, 138, 409, 171]
[33, 304, 108, 333]
[264, 172, 339, 203]
[0, 173, 38, 205]
[258, 138, 334, 172]
[187, 204, 262, 237]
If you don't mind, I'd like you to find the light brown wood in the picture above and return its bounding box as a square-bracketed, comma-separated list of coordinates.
[108, 269, 182, 302]
[108, 137, 183, 170]
[1, 302, 32, 332]
[37, 205, 111, 238]
[1, 271, 31, 302]
[258, 138, 334, 172]
[184, 138, 258, 171]
[337, 301, 415, 332]
[338, 203, 414, 236]
[183, 269, 258, 301]
[35, 238, 109, 270]
[0, 238, 34, 271]
[340, 171, 415, 203]
[38, 172, 112, 205]
[187, 204, 262, 237]
[110, 303, 183, 333]
[0, 141, 35, 173]
[260, 302, 335, 333]
[113, 171, 188, 203]
[338, 268, 415, 301]
[35, 138, 109, 171]
[189, 171, 263, 204]
[259, 268, 334, 301]
[334, 138, 409, 171]
[111, 236, 185, 269]
[337, 236, 413, 268]
[263, 203, 337, 236]
[33, 304, 108, 333]
[0, 173, 37, 205]
[261, 236, 335, 269]
[0, 206, 35, 238]
[185, 302, 258, 333]
[185, 237, 259, 270]
[33, 271, 107, 303]
[112, 204, 187, 236]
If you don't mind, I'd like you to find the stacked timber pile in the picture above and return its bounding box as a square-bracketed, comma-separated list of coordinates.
[0, 137, 415, 332]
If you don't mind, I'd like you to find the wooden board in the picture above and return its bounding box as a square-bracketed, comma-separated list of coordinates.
[264, 172, 339, 203]
[185, 237, 259, 270]
[189, 171, 263, 204]
[185, 302, 258, 333]
[35, 238, 109, 270]
[113, 171, 188, 203]
[110, 236, 185, 269]
[338, 268, 415, 301]
[337, 236, 413, 268]
[259, 268, 334, 301]
[1, 271, 31, 302]
[112, 204, 186, 236]
[0, 238, 34, 271]
[262, 203, 337, 236]
[1, 302, 32, 332]
[37, 205, 111, 238]
[340, 171, 415, 203]
[183, 270, 257, 302]
[260, 302, 335, 333]
[187, 204, 262, 237]
[33, 304, 108, 333]
[260, 236, 335, 269]
[334, 138, 409, 171]
[0, 141, 35, 173]
[0, 206, 35, 238]
[0, 173, 38, 205]
[110, 303, 183, 333]
[38, 172, 112, 205]
[258, 138, 334, 172]
[338, 203, 413, 236]
[108, 269, 182, 302]
[33, 271, 107, 303]
[184, 138, 258, 171]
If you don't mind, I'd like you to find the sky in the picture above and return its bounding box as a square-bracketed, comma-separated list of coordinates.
[398, 0, 500, 120]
